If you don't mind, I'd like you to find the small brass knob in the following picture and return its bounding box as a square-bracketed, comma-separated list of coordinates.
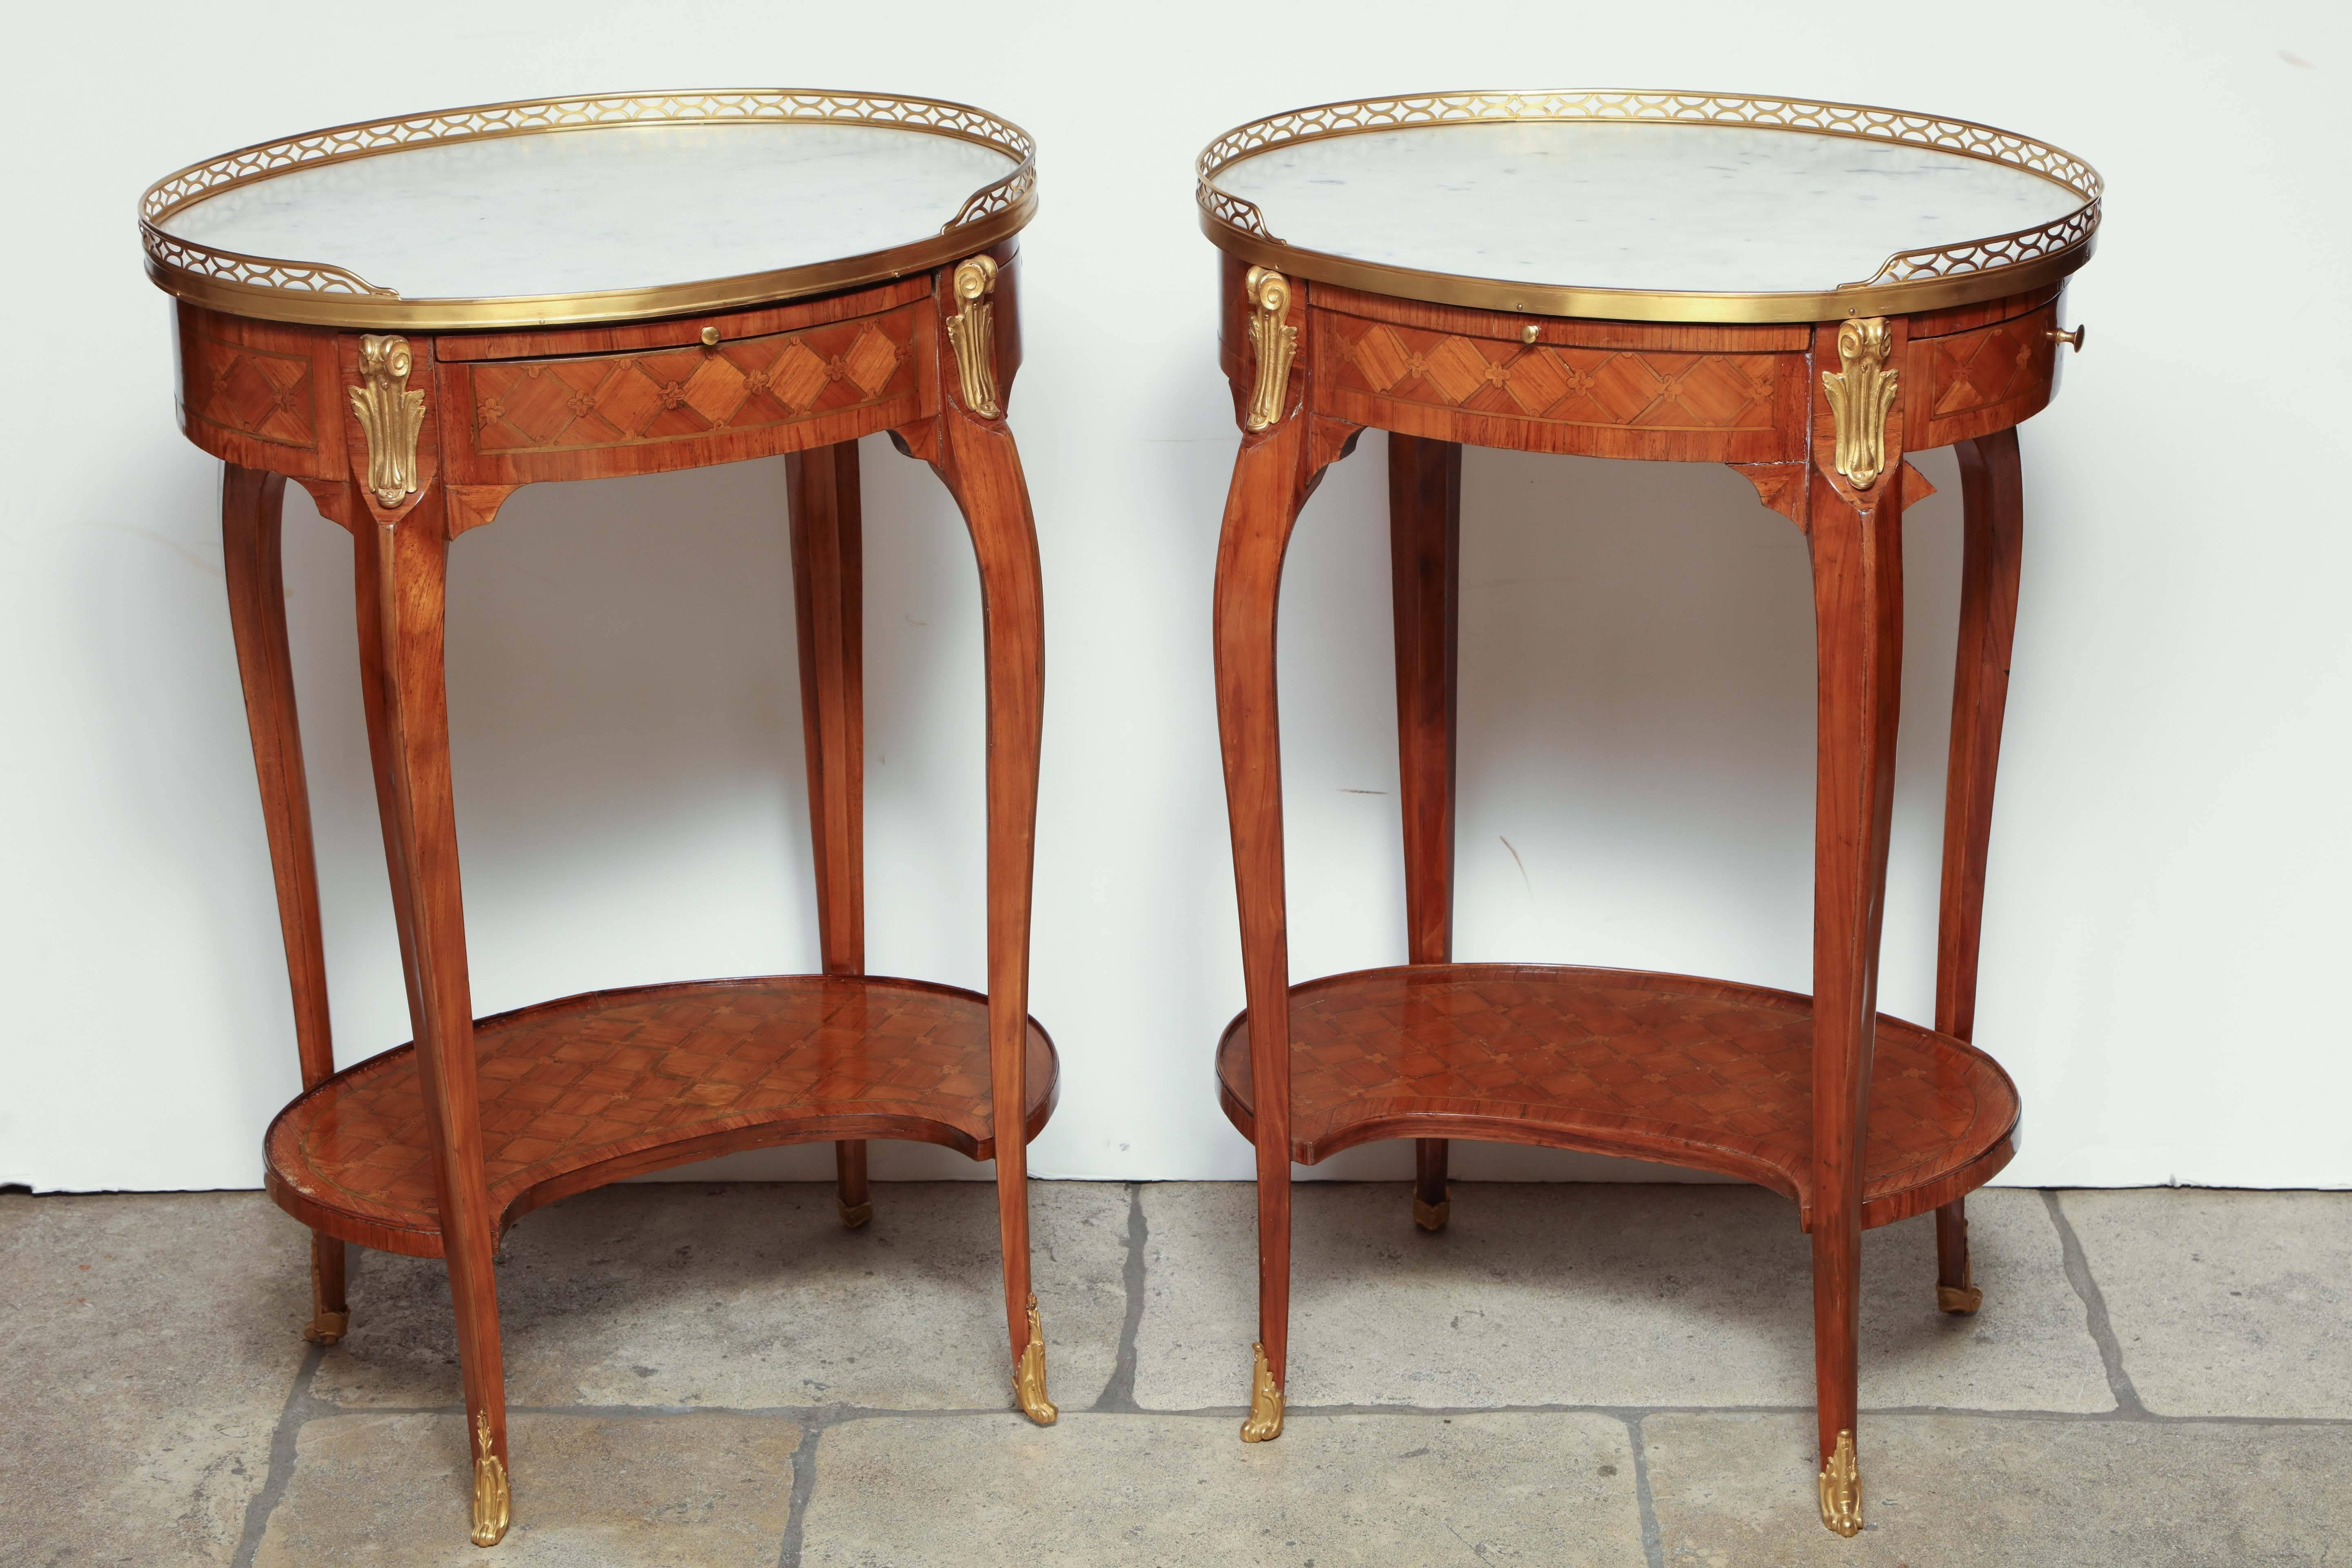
[699, 325, 720, 348]
[1521, 324, 1540, 344]
[2048, 325, 2084, 353]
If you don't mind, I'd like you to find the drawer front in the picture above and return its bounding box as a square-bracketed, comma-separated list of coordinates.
[1314, 308, 1804, 462]
[1906, 300, 2059, 449]
[441, 302, 926, 483]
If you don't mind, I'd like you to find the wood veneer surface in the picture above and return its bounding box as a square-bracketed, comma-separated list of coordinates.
[1216, 963, 2015, 1228]
[267, 975, 1056, 1255]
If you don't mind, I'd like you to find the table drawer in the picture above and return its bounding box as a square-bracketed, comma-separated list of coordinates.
[438, 301, 927, 484]
[1315, 306, 1806, 461]
[1907, 300, 2060, 449]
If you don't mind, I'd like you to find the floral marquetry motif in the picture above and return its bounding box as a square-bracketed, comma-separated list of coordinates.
[467, 313, 915, 455]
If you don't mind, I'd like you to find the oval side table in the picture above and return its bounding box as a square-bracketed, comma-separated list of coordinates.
[142, 91, 1058, 1545]
[1197, 91, 2098, 1534]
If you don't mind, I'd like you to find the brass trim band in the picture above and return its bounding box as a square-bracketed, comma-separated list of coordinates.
[1202, 217, 2093, 326]
[140, 90, 1038, 330]
[1196, 90, 2102, 324]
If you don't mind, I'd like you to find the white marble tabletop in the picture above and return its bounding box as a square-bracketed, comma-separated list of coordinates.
[1212, 121, 2082, 295]
[159, 121, 1020, 300]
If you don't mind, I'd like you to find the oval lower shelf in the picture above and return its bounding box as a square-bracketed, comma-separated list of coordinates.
[267, 974, 1058, 1256]
[1216, 963, 2015, 1231]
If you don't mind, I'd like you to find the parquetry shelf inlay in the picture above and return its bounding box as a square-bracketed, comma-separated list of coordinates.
[1216, 965, 2016, 1226]
[267, 976, 1055, 1252]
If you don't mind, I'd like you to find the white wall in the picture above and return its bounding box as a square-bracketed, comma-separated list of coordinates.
[3, 1, 2347, 1193]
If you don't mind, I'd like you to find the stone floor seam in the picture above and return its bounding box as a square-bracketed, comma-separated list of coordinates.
[228, 1340, 330, 1568]
[283, 1396, 2352, 1428]
[26, 1184, 2332, 1564]
[1089, 1180, 1148, 1413]
[774, 1416, 824, 1568]
[2042, 1189, 2147, 1414]
[1626, 1411, 1668, 1568]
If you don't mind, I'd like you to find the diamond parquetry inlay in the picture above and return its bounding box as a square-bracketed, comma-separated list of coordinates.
[1927, 320, 2049, 418]
[470, 313, 915, 454]
[1217, 964, 2016, 1224]
[267, 976, 1056, 1252]
[185, 334, 315, 448]
[1326, 317, 1778, 430]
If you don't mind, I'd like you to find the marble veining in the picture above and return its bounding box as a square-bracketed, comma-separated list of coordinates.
[161, 122, 1019, 300]
[1214, 121, 2083, 295]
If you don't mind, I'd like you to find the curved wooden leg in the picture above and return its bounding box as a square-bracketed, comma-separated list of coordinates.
[786, 441, 874, 1230]
[1217, 405, 1344, 1443]
[220, 463, 352, 1345]
[1931, 428, 2023, 1316]
[1806, 450, 1905, 1536]
[919, 405, 1053, 1425]
[351, 482, 510, 1543]
[1389, 434, 1463, 1234]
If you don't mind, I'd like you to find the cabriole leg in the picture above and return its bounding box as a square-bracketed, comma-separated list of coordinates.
[1931, 428, 2024, 1316]
[1216, 407, 1331, 1443]
[917, 393, 1054, 1425]
[1805, 390, 1907, 1534]
[350, 481, 510, 1544]
[786, 441, 874, 1230]
[219, 462, 352, 1345]
[1388, 433, 1462, 1234]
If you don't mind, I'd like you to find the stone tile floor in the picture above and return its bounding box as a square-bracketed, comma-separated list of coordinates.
[2, 1182, 2343, 1566]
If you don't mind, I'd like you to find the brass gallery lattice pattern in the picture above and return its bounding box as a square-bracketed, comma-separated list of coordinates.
[468, 315, 915, 454]
[183, 335, 316, 449]
[1323, 316, 1779, 430]
[142, 91, 1037, 298]
[1196, 91, 2099, 291]
[267, 977, 1054, 1245]
[1218, 966, 2016, 1220]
